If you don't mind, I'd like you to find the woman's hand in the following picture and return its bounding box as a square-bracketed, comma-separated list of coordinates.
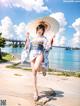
[49, 35, 55, 47]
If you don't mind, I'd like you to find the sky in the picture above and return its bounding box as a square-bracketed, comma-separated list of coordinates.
[0, 0, 80, 47]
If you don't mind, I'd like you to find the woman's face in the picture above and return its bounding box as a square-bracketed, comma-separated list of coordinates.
[36, 29, 44, 36]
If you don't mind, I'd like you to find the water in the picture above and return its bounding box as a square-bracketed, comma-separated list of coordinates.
[2, 46, 80, 72]
[49, 47, 80, 71]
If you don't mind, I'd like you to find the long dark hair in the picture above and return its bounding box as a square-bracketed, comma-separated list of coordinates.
[36, 24, 45, 35]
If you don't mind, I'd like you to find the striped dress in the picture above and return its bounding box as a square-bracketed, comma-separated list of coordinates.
[21, 35, 52, 69]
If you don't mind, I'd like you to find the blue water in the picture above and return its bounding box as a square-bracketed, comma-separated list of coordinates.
[2, 46, 80, 71]
[49, 47, 80, 71]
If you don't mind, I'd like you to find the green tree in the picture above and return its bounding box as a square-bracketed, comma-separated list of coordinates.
[0, 33, 6, 59]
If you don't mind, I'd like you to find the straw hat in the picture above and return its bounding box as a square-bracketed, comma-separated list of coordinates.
[26, 16, 59, 37]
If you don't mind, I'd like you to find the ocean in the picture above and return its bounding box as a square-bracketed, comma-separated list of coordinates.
[2, 46, 80, 72]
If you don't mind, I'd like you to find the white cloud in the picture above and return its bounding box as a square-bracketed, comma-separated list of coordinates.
[71, 18, 80, 48]
[0, 16, 27, 40]
[0, 16, 15, 39]
[0, 0, 49, 13]
[0, 13, 67, 45]
[14, 23, 27, 40]
[50, 12, 67, 46]
[59, 36, 66, 46]
[72, 18, 80, 32]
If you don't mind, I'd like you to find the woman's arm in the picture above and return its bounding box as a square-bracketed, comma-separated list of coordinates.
[49, 35, 55, 47]
[25, 32, 30, 49]
[43, 35, 55, 50]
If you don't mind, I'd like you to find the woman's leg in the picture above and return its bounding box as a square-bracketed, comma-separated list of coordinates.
[31, 58, 39, 101]
[31, 59, 38, 97]
[31, 54, 43, 100]
[34, 53, 43, 73]
[31, 59, 38, 95]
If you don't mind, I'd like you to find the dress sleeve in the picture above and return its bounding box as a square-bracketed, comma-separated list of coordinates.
[43, 37, 51, 51]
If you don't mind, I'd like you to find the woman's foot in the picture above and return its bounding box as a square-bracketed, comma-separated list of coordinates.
[33, 94, 39, 101]
[39, 65, 46, 76]
[42, 67, 47, 76]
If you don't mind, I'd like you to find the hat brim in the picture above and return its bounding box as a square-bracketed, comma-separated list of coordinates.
[26, 16, 59, 37]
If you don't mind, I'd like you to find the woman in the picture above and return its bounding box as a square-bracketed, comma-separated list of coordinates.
[25, 23, 55, 101]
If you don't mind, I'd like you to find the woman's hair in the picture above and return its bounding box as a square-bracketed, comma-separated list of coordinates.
[36, 24, 45, 35]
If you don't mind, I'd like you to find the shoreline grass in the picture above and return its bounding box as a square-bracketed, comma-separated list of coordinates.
[6, 63, 80, 78]
[0, 52, 15, 63]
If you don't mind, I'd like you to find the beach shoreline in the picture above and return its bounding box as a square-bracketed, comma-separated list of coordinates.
[0, 62, 80, 106]
[2, 59, 79, 78]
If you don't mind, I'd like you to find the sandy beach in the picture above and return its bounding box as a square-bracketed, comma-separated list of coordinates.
[0, 62, 80, 106]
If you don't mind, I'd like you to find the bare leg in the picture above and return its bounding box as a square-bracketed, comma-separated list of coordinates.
[31, 53, 43, 100]
[31, 59, 39, 100]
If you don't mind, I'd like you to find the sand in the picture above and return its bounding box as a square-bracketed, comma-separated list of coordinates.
[0, 63, 80, 106]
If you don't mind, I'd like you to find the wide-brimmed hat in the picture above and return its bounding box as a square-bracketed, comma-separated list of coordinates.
[26, 16, 59, 37]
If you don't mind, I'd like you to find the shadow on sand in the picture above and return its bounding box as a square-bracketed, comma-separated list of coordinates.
[35, 88, 64, 106]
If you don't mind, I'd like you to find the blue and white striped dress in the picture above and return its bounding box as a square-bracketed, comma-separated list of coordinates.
[21, 35, 51, 69]
[29, 36, 51, 69]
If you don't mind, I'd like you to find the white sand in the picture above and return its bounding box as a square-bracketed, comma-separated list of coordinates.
[0, 63, 80, 106]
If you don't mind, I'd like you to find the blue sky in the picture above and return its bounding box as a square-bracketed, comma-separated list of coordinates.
[0, 0, 80, 47]
[0, 0, 80, 23]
